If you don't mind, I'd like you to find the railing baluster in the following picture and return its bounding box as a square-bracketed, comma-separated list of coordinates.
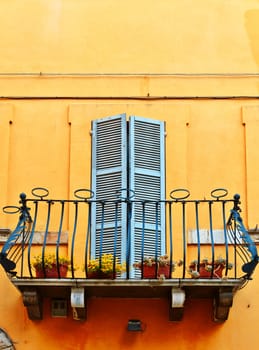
[73, 189, 94, 278]
[182, 201, 187, 279]
[113, 201, 119, 279]
[221, 201, 229, 277]
[195, 201, 201, 270]
[141, 201, 145, 279]
[70, 201, 78, 279]
[84, 200, 92, 278]
[28, 200, 38, 278]
[98, 201, 105, 271]
[41, 200, 53, 277]
[208, 201, 215, 277]
[155, 202, 159, 277]
[232, 217, 238, 278]
[56, 201, 65, 277]
[168, 202, 173, 277]
[126, 198, 132, 280]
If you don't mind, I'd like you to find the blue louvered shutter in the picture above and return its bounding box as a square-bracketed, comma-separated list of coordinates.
[129, 116, 165, 276]
[91, 114, 127, 261]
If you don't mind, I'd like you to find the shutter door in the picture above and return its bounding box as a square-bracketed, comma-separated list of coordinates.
[129, 116, 165, 276]
[91, 114, 127, 261]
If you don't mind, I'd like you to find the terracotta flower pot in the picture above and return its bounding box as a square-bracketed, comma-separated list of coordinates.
[190, 263, 225, 279]
[142, 264, 170, 279]
[35, 264, 68, 278]
[87, 271, 115, 279]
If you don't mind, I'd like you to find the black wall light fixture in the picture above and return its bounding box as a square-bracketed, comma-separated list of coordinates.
[127, 319, 143, 332]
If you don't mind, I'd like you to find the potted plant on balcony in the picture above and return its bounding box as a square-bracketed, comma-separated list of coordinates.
[188, 256, 233, 279]
[32, 253, 70, 278]
[86, 254, 126, 279]
[133, 255, 183, 279]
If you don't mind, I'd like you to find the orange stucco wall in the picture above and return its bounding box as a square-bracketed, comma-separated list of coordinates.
[0, 0, 259, 74]
[1, 263, 259, 350]
[1, 100, 259, 227]
[1, 1, 259, 349]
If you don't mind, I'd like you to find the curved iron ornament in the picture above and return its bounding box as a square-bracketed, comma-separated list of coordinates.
[74, 188, 94, 200]
[211, 188, 228, 199]
[0, 193, 32, 275]
[31, 187, 49, 199]
[228, 194, 259, 278]
[0, 328, 16, 349]
[170, 188, 190, 200]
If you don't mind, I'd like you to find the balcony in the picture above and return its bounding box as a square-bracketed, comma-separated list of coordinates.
[0, 188, 258, 322]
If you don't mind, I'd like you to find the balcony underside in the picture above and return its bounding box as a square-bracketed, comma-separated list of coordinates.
[11, 277, 244, 323]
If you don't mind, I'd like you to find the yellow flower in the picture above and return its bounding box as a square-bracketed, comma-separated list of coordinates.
[87, 254, 125, 274]
[32, 253, 70, 271]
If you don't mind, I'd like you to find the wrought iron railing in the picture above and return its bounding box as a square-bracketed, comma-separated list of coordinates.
[0, 188, 258, 281]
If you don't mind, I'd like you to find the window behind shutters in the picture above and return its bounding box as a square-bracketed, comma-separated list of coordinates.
[91, 114, 165, 271]
[91, 114, 127, 261]
[129, 116, 165, 275]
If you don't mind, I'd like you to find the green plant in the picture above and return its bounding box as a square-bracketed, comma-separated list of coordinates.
[188, 256, 233, 278]
[32, 253, 70, 271]
[133, 255, 183, 271]
[87, 254, 126, 274]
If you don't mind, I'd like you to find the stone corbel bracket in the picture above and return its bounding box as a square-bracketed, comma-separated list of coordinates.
[23, 289, 42, 320]
[213, 287, 234, 322]
[71, 287, 87, 321]
[170, 287, 186, 321]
